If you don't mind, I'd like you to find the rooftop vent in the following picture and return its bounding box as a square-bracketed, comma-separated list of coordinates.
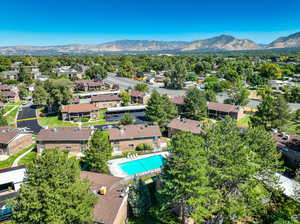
[98, 186, 107, 195]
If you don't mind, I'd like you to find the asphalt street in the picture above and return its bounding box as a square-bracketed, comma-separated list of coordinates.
[17, 105, 42, 134]
[105, 74, 300, 111]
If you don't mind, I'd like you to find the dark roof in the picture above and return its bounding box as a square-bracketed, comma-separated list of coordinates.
[207, 102, 241, 113]
[36, 127, 92, 141]
[169, 96, 184, 105]
[109, 124, 161, 141]
[0, 127, 22, 144]
[129, 90, 145, 98]
[80, 171, 125, 224]
[61, 104, 98, 113]
[91, 94, 121, 103]
[167, 118, 203, 134]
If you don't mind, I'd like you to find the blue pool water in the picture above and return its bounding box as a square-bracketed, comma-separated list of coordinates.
[120, 155, 166, 175]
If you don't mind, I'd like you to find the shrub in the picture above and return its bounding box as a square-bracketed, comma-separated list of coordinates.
[136, 143, 153, 151]
[73, 118, 80, 122]
[81, 117, 89, 122]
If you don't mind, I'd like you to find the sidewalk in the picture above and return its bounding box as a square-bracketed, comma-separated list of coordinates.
[12, 147, 33, 167]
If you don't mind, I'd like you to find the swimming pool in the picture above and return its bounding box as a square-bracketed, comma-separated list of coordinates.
[119, 155, 166, 175]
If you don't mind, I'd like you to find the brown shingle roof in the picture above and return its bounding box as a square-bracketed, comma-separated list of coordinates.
[207, 102, 241, 113]
[169, 96, 184, 105]
[80, 171, 126, 224]
[1, 91, 16, 97]
[36, 127, 92, 141]
[61, 104, 98, 113]
[0, 127, 22, 144]
[129, 90, 145, 97]
[0, 85, 12, 91]
[91, 94, 121, 103]
[109, 124, 161, 141]
[167, 118, 203, 134]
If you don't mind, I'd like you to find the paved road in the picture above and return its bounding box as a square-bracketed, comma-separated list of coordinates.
[104, 75, 185, 97]
[105, 75, 300, 111]
[17, 105, 42, 134]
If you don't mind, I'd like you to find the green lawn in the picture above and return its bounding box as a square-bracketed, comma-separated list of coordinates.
[18, 151, 37, 166]
[237, 115, 251, 128]
[38, 108, 111, 127]
[5, 106, 19, 126]
[3, 101, 23, 126]
[0, 144, 35, 169]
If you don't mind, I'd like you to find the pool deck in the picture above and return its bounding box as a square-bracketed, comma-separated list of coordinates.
[107, 151, 169, 177]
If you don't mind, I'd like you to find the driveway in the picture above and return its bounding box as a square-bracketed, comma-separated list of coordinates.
[17, 104, 42, 134]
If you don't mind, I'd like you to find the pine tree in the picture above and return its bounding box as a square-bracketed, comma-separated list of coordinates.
[11, 148, 96, 224]
[183, 88, 207, 120]
[82, 130, 112, 173]
[128, 177, 151, 217]
[145, 90, 177, 130]
[158, 132, 218, 224]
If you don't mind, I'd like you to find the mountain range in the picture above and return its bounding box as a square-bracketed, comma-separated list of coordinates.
[1, 32, 300, 55]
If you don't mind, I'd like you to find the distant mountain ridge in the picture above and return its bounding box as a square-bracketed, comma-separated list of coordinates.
[0, 32, 300, 55]
[268, 32, 300, 49]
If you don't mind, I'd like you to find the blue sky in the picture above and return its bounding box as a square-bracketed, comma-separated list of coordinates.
[0, 0, 299, 46]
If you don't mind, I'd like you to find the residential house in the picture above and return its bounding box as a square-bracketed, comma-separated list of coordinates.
[53, 66, 83, 79]
[36, 127, 93, 157]
[2, 71, 18, 80]
[273, 133, 300, 168]
[74, 80, 104, 92]
[167, 118, 203, 137]
[129, 90, 148, 104]
[293, 74, 300, 82]
[268, 80, 289, 89]
[207, 102, 244, 120]
[80, 171, 128, 224]
[60, 104, 99, 121]
[108, 124, 163, 154]
[1, 91, 19, 103]
[0, 127, 33, 156]
[91, 94, 121, 109]
[0, 85, 19, 103]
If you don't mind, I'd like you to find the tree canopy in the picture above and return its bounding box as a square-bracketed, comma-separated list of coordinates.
[11, 148, 96, 224]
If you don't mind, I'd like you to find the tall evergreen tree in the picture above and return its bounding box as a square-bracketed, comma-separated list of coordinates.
[158, 132, 218, 224]
[82, 130, 112, 173]
[183, 88, 207, 120]
[11, 148, 96, 224]
[145, 90, 177, 130]
[251, 95, 291, 129]
[128, 177, 151, 217]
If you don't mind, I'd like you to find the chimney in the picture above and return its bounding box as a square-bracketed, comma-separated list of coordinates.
[120, 128, 125, 135]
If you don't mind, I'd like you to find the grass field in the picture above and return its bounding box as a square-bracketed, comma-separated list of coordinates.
[237, 115, 252, 127]
[38, 108, 109, 127]
[18, 151, 37, 166]
[3, 101, 23, 126]
[0, 144, 35, 169]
